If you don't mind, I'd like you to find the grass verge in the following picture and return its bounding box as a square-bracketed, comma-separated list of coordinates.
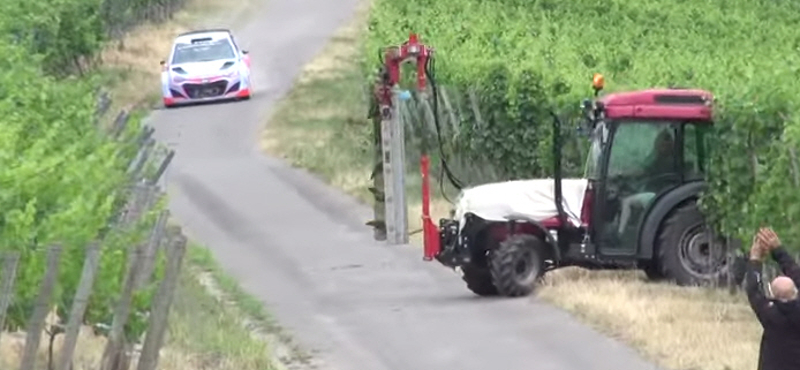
[259, 2, 764, 370]
[186, 245, 313, 366]
[162, 246, 277, 370]
[0, 246, 276, 370]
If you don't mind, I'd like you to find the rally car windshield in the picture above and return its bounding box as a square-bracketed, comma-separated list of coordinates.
[171, 40, 236, 64]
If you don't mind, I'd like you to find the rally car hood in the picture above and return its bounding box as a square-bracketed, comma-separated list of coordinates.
[453, 178, 589, 229]
[170, 59, 237, 77]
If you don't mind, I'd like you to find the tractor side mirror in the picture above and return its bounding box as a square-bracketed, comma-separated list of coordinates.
[577, 99, 594, 136]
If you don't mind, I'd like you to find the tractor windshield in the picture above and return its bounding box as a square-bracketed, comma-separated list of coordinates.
[583, 121, 608, 180]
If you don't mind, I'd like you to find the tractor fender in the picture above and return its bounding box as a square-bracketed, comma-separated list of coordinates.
[502, 214, 561, 263]
[637, 181, 706, 259]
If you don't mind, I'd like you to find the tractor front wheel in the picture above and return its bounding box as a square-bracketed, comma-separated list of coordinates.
[489, 234, 546, 297]
[656, 201, 728, 286]
[461, 263, 498, 296]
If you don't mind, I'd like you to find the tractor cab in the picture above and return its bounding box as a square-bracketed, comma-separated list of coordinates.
[573, 78, 713, 260]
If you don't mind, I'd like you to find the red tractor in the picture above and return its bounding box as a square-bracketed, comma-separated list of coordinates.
[422, 75, 746, 297]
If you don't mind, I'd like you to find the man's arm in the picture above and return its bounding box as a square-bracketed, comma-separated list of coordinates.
[770, 246, 800, 285]
[745, 259, 774, 327]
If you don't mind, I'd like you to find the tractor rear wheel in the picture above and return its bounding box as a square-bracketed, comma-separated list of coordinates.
[489, 234, 546, 297]
[656, 201, 728, 286]
[641, 261, 666, 281]
[461, 263, 498, 296]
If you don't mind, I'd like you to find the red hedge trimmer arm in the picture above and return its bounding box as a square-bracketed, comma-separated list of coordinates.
[373, 34, 440, 257]
[374, 34, 433, 116]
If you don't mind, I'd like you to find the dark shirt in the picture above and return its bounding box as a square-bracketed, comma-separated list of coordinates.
[637, 153, 675, 191]
[643, 153, 674, 177]
[745, 247, 800, 370]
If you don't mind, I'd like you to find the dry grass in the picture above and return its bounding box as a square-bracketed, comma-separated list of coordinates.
[0, 259, 275, 370]
[261, 2, 767, 370]
[539, 268, 761, 370]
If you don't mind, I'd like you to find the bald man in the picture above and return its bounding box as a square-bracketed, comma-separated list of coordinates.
[745, 227, 800, 370]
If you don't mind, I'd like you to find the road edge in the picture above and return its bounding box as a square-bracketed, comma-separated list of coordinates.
[186, 245, 318, 370]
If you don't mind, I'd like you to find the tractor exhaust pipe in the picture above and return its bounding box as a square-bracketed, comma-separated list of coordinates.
[550, 111, 569, 252]
[550, 111, 566, 228]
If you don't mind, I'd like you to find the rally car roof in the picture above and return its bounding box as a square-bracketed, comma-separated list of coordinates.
[177, 28, 231, 37]
[174, 29, 232, 45]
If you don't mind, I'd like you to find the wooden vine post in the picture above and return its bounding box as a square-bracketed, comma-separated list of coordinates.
[58, 243, 102, 370]
[0, 252, 20, 349]
[19, 246, 62, 370]
[136, 227, 187, 370]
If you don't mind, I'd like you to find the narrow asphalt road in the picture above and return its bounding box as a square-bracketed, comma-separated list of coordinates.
[150, 0, 662, 369]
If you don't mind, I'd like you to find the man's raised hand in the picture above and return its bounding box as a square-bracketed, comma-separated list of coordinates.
[757, 227, 782, 251]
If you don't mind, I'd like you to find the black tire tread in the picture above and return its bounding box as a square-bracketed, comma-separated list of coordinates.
[489, 234, 545, 297]
[461, 264, 498, 296]
[642, 261, 666, 281]
[657, 201, 723, 286]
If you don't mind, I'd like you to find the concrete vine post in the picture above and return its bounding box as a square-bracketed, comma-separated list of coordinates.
[378, 85, 409, 245]
[391, 85, 409, 245]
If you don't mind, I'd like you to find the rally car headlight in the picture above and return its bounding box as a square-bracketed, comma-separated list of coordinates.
[219, 62, 239, 77]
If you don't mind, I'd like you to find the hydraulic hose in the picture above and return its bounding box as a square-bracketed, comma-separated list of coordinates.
[423, 56, 465, 203]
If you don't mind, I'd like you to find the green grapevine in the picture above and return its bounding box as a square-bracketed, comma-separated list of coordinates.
[0, 0, 177, 340]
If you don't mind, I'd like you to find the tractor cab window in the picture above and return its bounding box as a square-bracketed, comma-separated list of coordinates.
[607, 123, 677, 179]
[597, 121, 682, 254]
[682, 122, 710, 181]
[584, 121, 608, 180]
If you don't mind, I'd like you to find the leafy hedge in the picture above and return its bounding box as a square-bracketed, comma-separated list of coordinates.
[0, 0, 184, 339]
[365, 0, 800, 248]
[4, 0, 184, 75]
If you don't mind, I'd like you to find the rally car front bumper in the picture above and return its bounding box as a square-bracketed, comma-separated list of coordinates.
[162, 75, 250, 107]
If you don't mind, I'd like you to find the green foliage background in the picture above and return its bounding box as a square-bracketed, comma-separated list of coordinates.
[0, 0, 184, 340]
[364, 0, 800, 249]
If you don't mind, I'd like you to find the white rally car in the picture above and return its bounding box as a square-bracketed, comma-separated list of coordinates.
[160, 28, 252, 108]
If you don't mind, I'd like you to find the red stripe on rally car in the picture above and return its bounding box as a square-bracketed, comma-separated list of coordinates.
[236, 88, 251, 98]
